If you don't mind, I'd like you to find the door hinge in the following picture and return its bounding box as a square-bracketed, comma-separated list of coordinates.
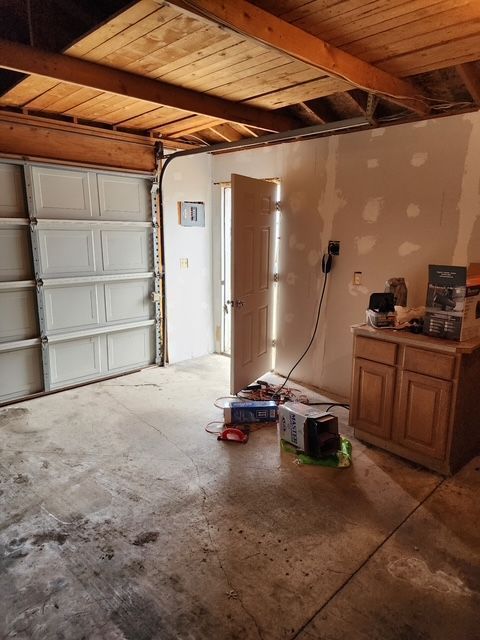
[272, 339, 277, 347]
[273, 273, 279, 282]
[275, 201, 281, 211]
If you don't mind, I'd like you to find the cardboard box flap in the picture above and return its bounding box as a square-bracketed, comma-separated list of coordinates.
[467, 263, 480, 286]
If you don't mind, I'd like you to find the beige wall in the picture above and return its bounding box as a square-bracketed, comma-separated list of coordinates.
[163, 154, 214, 363]
[213, 112, 480, 398]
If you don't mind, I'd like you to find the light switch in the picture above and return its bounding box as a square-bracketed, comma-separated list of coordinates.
[353, 271, 362, 285]
[180, 258, 189, 269]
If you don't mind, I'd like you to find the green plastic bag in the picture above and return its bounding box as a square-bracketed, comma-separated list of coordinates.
[281, 436, 352, 468]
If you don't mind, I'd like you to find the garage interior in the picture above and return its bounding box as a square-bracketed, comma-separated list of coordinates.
[1, 1, 480, 639]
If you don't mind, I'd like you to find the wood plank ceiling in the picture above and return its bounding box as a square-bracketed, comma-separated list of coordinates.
[1, 0, 480, 148]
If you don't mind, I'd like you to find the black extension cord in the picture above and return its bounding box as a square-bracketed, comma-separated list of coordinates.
[274, 267, 329, 398]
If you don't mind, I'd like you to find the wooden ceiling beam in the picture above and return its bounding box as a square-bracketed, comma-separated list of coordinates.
[0, 108, 157, 170]
[210, 123, 244, 142]
[164, 0, 429, 116]
[342, 90, 378, 125]
[457, 62, 480, 106]
[289, 102, 326, 126]
[303, 99, 336, 124]
[230, 123, 260, 138]
[0, 37, 300, 133]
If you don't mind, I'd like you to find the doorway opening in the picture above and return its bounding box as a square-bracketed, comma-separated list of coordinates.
[220, 184, 232, 355]
[220, 179, 281, 371]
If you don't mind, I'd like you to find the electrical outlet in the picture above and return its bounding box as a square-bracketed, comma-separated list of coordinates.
[180, 258, 189, 269]
[328, 240, 340, 256]
[353, 271, 362, 285]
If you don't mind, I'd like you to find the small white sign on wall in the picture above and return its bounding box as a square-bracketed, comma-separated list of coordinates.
[178, 201, 205, 227]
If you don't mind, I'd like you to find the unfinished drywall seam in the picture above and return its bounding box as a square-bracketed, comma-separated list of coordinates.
[312, 136, 343, 387]
[452, 115, 480, 265]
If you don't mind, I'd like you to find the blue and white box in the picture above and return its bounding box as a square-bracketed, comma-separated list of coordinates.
[224, 401, 278, 424]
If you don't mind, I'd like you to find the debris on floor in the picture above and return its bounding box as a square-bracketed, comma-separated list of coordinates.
[278, 401, 352, 467]
[281, 437, 352, 467]
[223, 400, 278, 425]
[206, 381, 351, 453]
[217, 427, 249, 443]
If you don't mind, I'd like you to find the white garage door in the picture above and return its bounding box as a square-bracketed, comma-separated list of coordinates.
[0, 163, 43, 402]
[0, 160, 158, 402]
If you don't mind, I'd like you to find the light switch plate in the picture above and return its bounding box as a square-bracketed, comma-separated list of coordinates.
[180, 258, 189, 269]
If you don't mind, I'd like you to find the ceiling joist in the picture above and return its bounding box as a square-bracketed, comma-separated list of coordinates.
[163, 0, 430, 117]
[0, 38, 300, 133]
[456, 63, 480, 106]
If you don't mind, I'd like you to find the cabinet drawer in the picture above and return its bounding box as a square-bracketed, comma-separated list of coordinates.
[355, 336, 397, 365]
[402, 346, 455, 380]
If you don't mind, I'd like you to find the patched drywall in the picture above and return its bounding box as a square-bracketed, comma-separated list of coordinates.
[212, 112, 480, 398]
[163, 154, 214, 363]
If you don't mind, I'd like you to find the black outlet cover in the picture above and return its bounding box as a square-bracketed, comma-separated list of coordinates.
[328, 240, 340, 256]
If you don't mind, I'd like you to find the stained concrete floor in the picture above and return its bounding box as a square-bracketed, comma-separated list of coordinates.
[1, 354, 479, 640]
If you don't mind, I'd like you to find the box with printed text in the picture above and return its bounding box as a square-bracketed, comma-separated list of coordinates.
[423, 264, 480, 341]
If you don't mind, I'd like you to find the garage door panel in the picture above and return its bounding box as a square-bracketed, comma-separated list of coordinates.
[107, 326, 154, 372]
[105, 280, 152, 323]
[101, 229, 150, 272]
[0, 346, 43, 402]
[39, 229, 96, 276]
[98, 174, 150, 221]
[0, 289, 38, 341]
[32, 166, 95, 218]
[0, 228, 32, 281]
[50, 336, 102, 386]
[0, 163, 25, 217]
[10, 162, 159, 397]
[45, 284, 100, 332]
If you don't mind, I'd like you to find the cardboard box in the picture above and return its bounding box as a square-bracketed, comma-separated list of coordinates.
[423, 264, 480, 341]
[278, 402, 339, 457]
[224, 401, 277, 424]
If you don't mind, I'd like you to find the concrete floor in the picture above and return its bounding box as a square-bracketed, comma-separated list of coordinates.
[1, 354, 479, 640]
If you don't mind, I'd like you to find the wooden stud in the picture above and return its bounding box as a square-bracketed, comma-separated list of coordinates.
[163, 0, 429, 115]
[0, 38, 300, 132]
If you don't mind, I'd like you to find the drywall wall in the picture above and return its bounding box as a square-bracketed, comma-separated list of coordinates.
[212, 111, 480, 398]
[163, 153, 214, 363]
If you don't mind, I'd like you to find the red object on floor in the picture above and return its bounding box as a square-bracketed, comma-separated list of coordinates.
[217, 428, 249, 443]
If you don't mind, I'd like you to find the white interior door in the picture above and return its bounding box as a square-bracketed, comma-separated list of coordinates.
[231, 174, 277, 394]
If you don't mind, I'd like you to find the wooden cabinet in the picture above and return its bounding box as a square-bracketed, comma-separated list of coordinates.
[350, 326, 480, 474]
[394, 370, 451, 460]
[352, 358, 395, 439]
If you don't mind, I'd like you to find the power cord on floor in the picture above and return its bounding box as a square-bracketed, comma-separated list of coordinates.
[205, 252, 353, 439]
[275, 268, 329, 398]
[205, 387, 349, 437]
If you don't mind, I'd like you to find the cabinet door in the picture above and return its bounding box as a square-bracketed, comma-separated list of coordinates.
[352, 357, 396, 439]
[393, 370, 451, 459]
